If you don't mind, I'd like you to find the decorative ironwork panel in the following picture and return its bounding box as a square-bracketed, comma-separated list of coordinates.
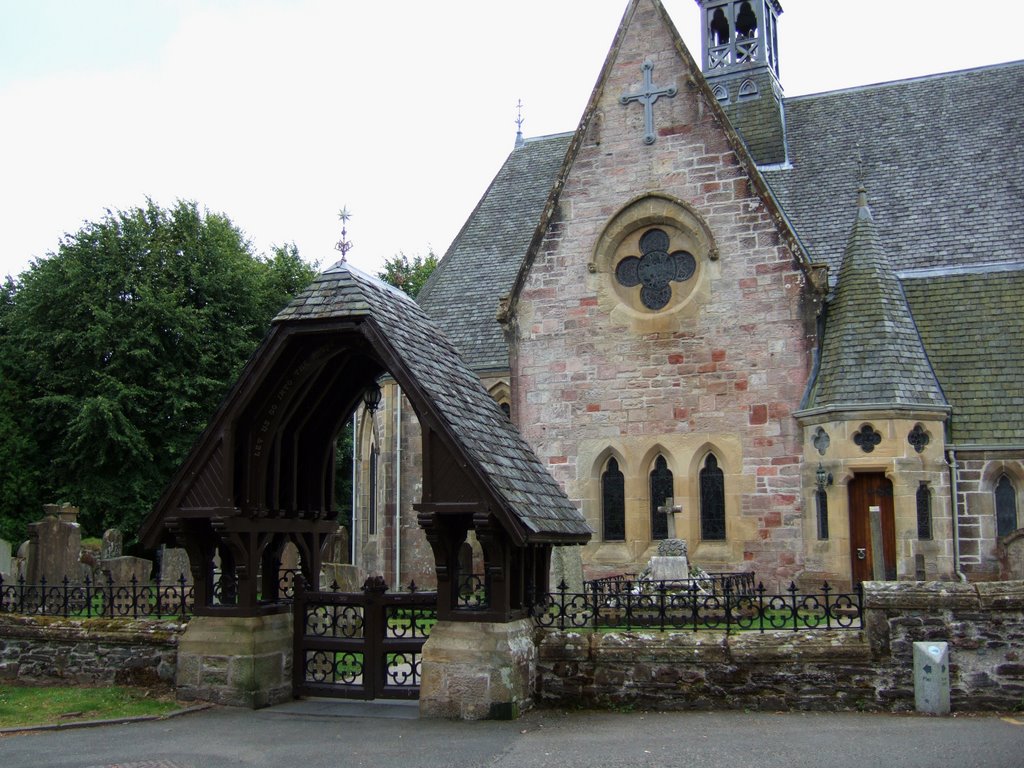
[649, 455, 673, 541]
[916, 482, 932, 540]
[853, 424, 882, 453]
[816, 489, 829, 540]
[602, 458, 625, 541]
[908, 424, 930, 453]
[996, 475, 1018, 538]
[615, 228, 696, 310]
[700, 454, 726, 541]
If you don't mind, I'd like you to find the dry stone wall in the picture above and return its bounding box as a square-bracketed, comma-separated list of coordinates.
[0, 615, 182, 687]
[536, 581, 1024, 712]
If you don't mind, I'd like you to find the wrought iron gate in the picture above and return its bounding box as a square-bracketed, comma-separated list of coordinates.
[292, 575, 437, 700]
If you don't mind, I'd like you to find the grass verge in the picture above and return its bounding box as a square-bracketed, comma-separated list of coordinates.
[0, 685, 181, 729]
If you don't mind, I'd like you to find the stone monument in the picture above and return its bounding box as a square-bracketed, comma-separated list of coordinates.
[647, 499, 690, 581]
[101, 528, 123, 560]
[0, 538, 11, 579]
[160, 546, 192, 584]
[26, 504, 83, 585]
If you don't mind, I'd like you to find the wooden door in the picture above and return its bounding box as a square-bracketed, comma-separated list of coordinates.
[848, 473, 896, 583]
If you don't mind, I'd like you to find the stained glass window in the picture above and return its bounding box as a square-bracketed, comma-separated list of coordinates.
[996, 475, 1018, 538]
[816, 489, 829, 540]
[700, 453, 726, 540]
[602, 457, 625, 541]
[916, 482, 932, 540]
[649, 455, 673, 540]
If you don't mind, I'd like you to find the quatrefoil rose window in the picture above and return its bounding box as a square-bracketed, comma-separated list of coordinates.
[615, 228, 697, 310]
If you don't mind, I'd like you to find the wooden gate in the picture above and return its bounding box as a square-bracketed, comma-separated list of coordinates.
[292, 575, 437, 700]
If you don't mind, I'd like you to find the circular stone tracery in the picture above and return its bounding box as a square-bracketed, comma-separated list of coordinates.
[614, 228, 697, 310]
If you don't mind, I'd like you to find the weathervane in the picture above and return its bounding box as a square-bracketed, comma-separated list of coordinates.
[335, 206, 353, 261]
[515, 99, 525, 148]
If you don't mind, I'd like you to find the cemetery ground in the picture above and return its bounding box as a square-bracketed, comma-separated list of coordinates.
[1, 703, 1022, 768]
[0, 683, 182, 730]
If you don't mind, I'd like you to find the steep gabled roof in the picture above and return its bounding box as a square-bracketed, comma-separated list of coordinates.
[143, 262, 590, 548]
[277, 262, 590, 542]
[417, 134, 572, 371]
[763, 60, 1024, 280]
[901, 264, 1024, 447]
[807, 191, 947, 412]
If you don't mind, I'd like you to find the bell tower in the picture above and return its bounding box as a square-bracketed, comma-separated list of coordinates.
[695, 1, 787, 166]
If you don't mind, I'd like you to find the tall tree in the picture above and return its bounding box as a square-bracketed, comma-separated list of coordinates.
[0, 200, 316, 543]
[377, 250, 438, 298]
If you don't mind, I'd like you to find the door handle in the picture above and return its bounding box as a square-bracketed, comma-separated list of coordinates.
[856, 548, 867, 560]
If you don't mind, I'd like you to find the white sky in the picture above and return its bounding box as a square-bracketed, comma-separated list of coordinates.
[2, 0, 1021, 281]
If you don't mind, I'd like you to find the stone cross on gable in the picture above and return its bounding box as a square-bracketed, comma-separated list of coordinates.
[620, 59, 677, 145]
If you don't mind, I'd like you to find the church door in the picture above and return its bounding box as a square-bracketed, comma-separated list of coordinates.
[848, 473, 896, 583]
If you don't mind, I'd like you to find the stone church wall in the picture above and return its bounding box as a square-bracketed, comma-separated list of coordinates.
[511, 2, 817, 583]
[954, 451, 1024, 581]
[536, 580, 1024, 712]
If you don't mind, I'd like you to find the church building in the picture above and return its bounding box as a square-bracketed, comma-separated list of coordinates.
[351, 0, 1024, 590]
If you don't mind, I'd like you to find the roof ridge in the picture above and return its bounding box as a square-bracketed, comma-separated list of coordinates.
[786, 58, 1024, 102]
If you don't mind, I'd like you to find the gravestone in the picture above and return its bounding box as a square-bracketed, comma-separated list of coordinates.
[160, 546, 192, 584]
[101, 556, 153, 588]
[0, 538, 11, 578]
[649, 539, 690, 581]
[101, 529, 123, 560]
[27, 506, 82, 585]
[550, 545, 584, 595]
[320, 527, 358, 591]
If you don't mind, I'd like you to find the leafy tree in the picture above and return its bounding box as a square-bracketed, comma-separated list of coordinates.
[377, 250, 438, 298]
[0, 200, 317, 544]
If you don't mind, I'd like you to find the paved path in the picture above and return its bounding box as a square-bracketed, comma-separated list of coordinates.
[1, 701, 1022, 768]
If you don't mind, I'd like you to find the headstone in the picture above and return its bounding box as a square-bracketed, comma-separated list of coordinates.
[913, 641, 950, 714]
[649, 538, 690, 581]
[549, 545, 584, 595]
[100, 555, 153, 588]
[101, 529, 123, 560]
[869, 505, 886, 580]
[160, 546, 192, 584]
[0, 538, 11, 578]
[27, 507, 82, 585]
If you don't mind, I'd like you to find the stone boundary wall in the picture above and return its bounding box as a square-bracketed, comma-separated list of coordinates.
[0, 615, 184, 687]
[536, 581, 1024, 712]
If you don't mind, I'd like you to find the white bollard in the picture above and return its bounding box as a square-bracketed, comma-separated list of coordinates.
[913, 641, 950, 714]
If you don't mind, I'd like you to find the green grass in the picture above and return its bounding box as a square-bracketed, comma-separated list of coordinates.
[0, 685, 181, 729]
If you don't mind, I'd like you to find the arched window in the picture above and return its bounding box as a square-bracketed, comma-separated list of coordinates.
[368, 444, 379, 535]
[736, 1, 758, 39]
[602, 457, 625, 542]
[710, 7, 730, 47]
[700, 453, 726, 541]
[816, 489, 829, 540]
[649, 455, 674, 540]
[916, 482, 932, 540]
[996, 475, 1018, 537]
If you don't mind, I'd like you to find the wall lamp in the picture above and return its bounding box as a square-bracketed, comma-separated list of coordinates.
[816, 462, 833, 493]
[362, 381, 383, 414]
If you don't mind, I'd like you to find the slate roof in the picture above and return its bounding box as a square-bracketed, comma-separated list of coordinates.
[763, 61, 1024, 279]
[416, 133, 573, 371]
[276, 261, 591, 541]
[900, 265, 1024, 447]
[807, 193, 946, 411]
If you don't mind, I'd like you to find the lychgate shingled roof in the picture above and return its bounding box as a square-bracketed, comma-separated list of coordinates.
[277, 261, 590, 542]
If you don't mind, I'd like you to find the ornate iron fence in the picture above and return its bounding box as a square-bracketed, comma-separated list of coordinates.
[533, 579, 863, 633]
[0, 573, 194, 620]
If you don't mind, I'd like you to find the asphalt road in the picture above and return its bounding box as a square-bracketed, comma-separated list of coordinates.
[1, 700, 1022, 768]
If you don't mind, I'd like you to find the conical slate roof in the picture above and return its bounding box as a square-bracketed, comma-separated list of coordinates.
[276, 261, 591, 542]
[809, 191, 947, 410]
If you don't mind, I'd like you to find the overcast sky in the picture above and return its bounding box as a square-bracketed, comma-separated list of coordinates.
[2, 0, 1021, 282]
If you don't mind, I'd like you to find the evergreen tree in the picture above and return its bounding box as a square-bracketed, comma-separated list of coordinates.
[0, 200, 316, 544]
[377, 250, 438, 298]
